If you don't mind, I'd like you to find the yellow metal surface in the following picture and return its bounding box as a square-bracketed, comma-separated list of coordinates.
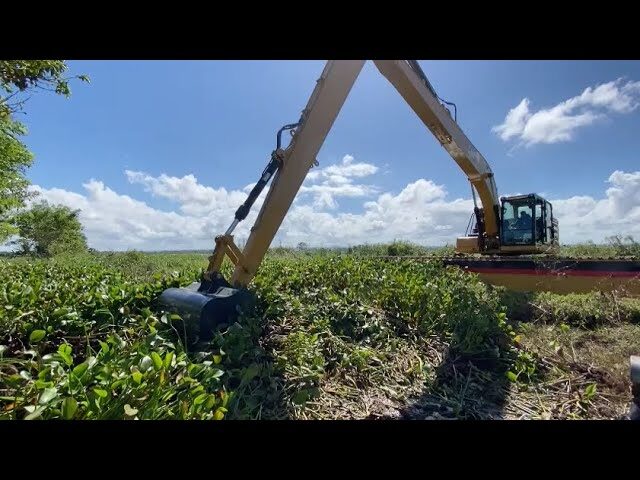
[206, 237, 227, 275]
[373, 60, 500, 245]
[455, 236, 480, 254]
[231, 61, 366, 287]
[475, 272, 640, 297]
[206, 235, 247, 279]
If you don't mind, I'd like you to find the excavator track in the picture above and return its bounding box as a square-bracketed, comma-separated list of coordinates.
[375, 255, 640, 296]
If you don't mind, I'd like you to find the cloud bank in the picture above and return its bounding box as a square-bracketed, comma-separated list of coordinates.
[22, 155, 640, 251]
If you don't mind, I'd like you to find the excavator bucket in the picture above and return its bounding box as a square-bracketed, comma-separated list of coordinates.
[157, 273, 255, 343]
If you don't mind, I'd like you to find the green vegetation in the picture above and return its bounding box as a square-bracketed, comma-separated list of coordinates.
[0, 60, 88, 243]
[245, 236, 640, 260]
[498, 289, 640, 328]
[1, 60, 637, 420]
[558, 236, 640, 259]
[12, 201, 88, 256]
[2, 245, 638, 420]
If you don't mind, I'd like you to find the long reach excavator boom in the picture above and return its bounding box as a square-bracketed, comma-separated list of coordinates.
[158, 60, 565, 340]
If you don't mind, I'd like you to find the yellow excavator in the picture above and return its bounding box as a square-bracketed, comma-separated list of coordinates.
[158, 60, 640, 417]
[158, 59, 565, 338]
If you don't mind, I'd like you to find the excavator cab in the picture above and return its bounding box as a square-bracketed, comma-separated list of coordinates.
[456, 194, 559, 255]
[499, 194, 559, 254]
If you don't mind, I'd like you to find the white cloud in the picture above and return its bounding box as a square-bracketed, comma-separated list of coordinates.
[324, 154, 378, 178]
[298, 154, 379, 210]
[494, 98, 531, 142]
[493, 78, 640, 146]
[552, 170, 640, 243]
[19, 158, 640, 251]
[125, 170, 248, 216]
[280, 179, 473, 246]
[30, 180, 209, 251]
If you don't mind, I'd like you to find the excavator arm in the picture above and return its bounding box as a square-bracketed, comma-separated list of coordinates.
[217, 61, 366, 287]
[211, 60, 501, 288]
[160, 59, 504, 340]
[373, 61, 500, 251]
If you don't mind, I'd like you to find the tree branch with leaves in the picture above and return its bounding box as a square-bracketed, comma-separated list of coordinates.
[0, 60, 89, 243]
[0, 60, 89, 118]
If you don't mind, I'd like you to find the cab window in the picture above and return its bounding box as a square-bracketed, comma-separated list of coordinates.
[502, 199, 534, 245]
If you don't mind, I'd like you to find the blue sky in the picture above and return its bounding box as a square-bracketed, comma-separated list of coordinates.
[17, 60, 640, 250]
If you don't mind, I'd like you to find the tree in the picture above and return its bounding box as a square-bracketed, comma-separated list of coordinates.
[0, 119, 34, 240]
[13, 201, 88, 256]
[0, 61, 89, 242]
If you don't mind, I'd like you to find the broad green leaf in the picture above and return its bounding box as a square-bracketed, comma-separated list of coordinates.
[584, 383, 597, 399]
[150, 352, 163, 370]
[57, 344, 73, 366]
[506, 371, 518, 382]
[62, 397, 78, 419]
[72, 362, 89, 378]
[131, 371, 143, 384]
[93, 388, 108, 398]
[190, 385, 205, 395]
[213, 408, 225, 420]
[111, 379, 125, 391]
[193, 393, 207, 405]
[163, 351, 174, 369]
[39, 387, 58, 404]
[99, 341, 109, 354]
[29, 330, 46, 343]
[52, 307, 68, 318]
[93, 308, 113, 319]
[34, 379, 54, 389]
[58, 343, 72, 356]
